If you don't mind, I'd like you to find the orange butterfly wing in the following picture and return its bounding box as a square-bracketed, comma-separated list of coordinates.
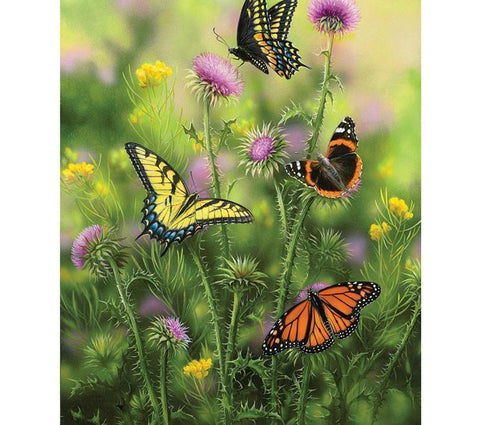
[263, 299, 312, 355]
[262, 282, 380, 355]
[318, 281, 381, 339]
[300, 304, 334, 353]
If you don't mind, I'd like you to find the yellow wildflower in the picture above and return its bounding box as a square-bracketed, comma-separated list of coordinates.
[95, 181, 108, 197]
[129, 107, 145, 125]
[62, 162, 95, 185]
[136, 61, 172, 88]
[381, 222, 391, 233]
[405, 259, 412, 270]
[192, 142, 203, 152]
[389, 197, 413, 220]
[64, 147, 78, 163]
[369, 224, 382, 241]
[183, 358, 212, 379]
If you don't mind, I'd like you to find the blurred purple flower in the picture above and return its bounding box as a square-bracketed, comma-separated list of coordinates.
[63, 331, 88, 356]
[218, 152, 236, 174]
[115, 0, 151, 17]
[345, 233, 367, 266]
[308, 0, 360, 35]
[61, 231, 74, 252]
[96, 66, 117, 86]
[186, 156, 211, 196]
[61, 46, 92, 74]
[296, 282, 330, 302]
[162, 316, 191, 346]
[71, 225, 102, 269]
[190, 52, 244, 105]
[284, 125, 307, 157]
[139, 294, 171, 317]
[342, 178, 362, 199]
[356, 98, 394, 135]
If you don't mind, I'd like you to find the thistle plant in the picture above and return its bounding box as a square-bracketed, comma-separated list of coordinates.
[148, 316, 191, 425]
[187, 52, 245, 259]
[71, 225, 128, 279]
[219, 256, 267, 413]
[61, 1, 421, 421]
[306, 0, 360, 156]
[239, 123, 288, 179]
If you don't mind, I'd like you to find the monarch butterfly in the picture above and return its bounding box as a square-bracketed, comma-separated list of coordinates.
[125, 143, 254, 256]
[263, 281, 381, 355]
[285, 117, 362, 198]
[228, 0, 308, 79]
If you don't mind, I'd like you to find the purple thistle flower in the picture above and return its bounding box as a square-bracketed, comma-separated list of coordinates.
[139, 294, 171, 317]
[189, 52, 244, 105]
[71, 225, 102, 269]
[308, 0, 360, 35]
[296, 282, 330, 302]
[342, 178, 362, 199]
[162, 316, 191, 346]
[239, 123, 288, 178]
[186, 156, 211, 197]
[251, 135, 274, 162]
[345, 233, 367, 266]
[284, 124, 308, 158]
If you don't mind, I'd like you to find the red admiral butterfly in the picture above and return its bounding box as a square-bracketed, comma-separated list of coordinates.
[285, 117, 362, 198]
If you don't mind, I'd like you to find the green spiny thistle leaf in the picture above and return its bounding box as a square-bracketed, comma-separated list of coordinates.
[217, 118, 237, 151]
[182, 122, 202, 145]
[279, 101, 312, 125]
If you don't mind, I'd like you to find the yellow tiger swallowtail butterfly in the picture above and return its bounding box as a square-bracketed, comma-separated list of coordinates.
[125, 142, 254, 256]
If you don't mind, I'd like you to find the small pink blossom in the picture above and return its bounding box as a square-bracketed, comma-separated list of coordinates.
[162, 317, 191, 346]
[190, 53, 244, 105]
[296, 282, 330, 302]
[308, 0, 360, 35]
[71, 225, 102, 269]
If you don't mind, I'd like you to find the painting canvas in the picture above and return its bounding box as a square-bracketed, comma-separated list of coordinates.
[60, 0, 421, 423]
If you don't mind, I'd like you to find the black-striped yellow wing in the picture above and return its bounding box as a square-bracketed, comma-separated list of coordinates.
[125, 142, 188, 200]
[125, 142, 253, 256]
[194, 199, 253, 225]
[268, 0, 297, 40]
[231, 0, 308, 79]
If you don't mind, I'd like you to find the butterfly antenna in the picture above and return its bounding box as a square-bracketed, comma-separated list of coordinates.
[213, 27, 230, 50]
[189, 170, 199, 194]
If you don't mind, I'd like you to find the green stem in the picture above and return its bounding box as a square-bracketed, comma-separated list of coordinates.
[297, 357, 312, 425]
[273, 179, 288, 239]
[190, 248, 231, 424]
[225, 291, 241, 377]
[372, 296, 421, 423]
[203, 97, 230, 258]
[276, 196, 315, 319]
[270, 196, 315, 417]
[160, 349, 170, 425]
[109, 259, 161, 423]
[224, 291, 241, 411]
[308, 33, 334, 158]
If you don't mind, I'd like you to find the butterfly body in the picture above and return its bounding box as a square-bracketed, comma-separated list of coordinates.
[231, 0, 308, 79]
[263, 281, 381, 355]
[285, 117, 362, 198]
[125, 143, 253, 256]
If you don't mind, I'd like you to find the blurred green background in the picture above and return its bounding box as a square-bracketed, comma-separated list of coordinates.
[61, 0, 420, 423]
